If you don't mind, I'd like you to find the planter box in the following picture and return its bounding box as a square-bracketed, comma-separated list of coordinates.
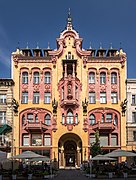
[28, 174, 33, 179]
[108, 172, 113, 179]
[12, 174, 17, 179]
[123, 172, 128, 178]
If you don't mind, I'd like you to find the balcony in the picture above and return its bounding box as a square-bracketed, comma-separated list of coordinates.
[91, 120, 116, 131]
[23, 121, 48, 132]
[60, 99, 79, 108]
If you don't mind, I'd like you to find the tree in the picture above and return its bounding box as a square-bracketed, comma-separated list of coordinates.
[90, 130, 103, 157]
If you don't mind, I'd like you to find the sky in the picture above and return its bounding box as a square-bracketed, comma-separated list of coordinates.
[0, 0, 136, 78]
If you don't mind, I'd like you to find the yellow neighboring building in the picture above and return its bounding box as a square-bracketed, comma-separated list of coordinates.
[11, 12, 127, 168]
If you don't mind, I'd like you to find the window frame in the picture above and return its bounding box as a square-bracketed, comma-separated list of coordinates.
[44, 72, 51, 84]
[22, 72, 28, 84]
[100, 72, 106, 84]
[33, 72, 40, 84]
[44, 92, 51, 104]
[33, 92, 40, 104]
[100, 92, 106, 104]
[89, 72, 95, 84]
[22, 92, 28, 104]
[89, 92, 96, 104]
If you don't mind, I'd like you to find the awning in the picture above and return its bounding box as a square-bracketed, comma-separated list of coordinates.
[0, 124, 12, 134]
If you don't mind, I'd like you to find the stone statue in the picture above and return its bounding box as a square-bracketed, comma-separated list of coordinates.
[82, 98, 88, 116]
[52, 98, 58, 114]
[120, 98, 128, 116]
[12, 98, 19, 114]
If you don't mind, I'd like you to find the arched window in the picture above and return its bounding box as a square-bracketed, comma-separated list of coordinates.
[22, 115, 25, 125]
[111, 72, 117, 84]
[75, 114, 78, 124]
[100, 72, 106, 84]
[44, 114, 51, 125]
[66, 110, 73, 124]
[62, 114, 65, 124]
[22, 72, 28, 84]
[89, 114, 95, 125]
[44, 72, 51, 84]
[33, 72, 39, 84]
[89, 72, 95, 84]
[114, 115, 118, 125]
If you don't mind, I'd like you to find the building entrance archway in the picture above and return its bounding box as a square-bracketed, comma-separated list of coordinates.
[58, 133, 82, 169]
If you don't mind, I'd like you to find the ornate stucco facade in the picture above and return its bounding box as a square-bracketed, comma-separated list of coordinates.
[11, 12, 127, 168]
[0, 79, 14, 156]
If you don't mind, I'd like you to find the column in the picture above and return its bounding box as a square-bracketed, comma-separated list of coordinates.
[77, 148, 81, 167]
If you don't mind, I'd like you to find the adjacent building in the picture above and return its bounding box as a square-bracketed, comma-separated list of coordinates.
[11, 12, 127, 168]
[126, 79, 136, 151]
[0, 79, 14, 157]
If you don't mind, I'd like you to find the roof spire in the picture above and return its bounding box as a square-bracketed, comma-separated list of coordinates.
[66, 8, 73, 30]
[47, 42, 50, 49]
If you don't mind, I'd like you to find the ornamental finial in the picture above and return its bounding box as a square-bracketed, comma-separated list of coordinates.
[66, 8, 73, 29]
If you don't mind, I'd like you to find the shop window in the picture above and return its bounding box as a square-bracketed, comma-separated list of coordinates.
[32, 134, 42, 146]
[44, 134, 51, 146]
[23, 135, 29, 146]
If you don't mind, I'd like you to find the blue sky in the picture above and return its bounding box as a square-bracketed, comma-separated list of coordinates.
[0, 0, 135, 78]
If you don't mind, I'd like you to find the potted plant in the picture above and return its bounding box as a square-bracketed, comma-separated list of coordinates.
[12, 169, 18, 180]
[123, 169, 129, 178]
[43, 171, 50, 179]
[27, 169, 33, 180]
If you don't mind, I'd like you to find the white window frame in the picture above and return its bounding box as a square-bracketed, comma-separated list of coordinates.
[22, 92, 28, 104]
[100, 72, 106, 84]
[44, 72, 51, 84]
[100, 92, 106, 103]
[0, 94, 6, 104]
[33, 92, 40, 104]
[66, 111, 73, 124]
[44, 134, 51, 146]
[89, 72, 95, 84]
[44, 114, 51, 125]
[22, 72, 28, 84]
[33, 72, 40, 84]
[89, 92, 96, 104]
[23, 135, 29, 146]
[111, 72, 117, 84]
[111, 92, 118, 104]
[44, 92, 51, 104]
[0, 112, 6, 124]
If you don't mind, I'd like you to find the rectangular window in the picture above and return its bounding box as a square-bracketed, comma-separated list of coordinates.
[23, 135, 29, 146]
[100, 92, 106, 103]
[111, 134, 117, 146]
[89, 92, 96, 104]
[0, 94, 6, 104]
[132, 95, 136, 105]
[0, 112, 6, 124]
[44, 92, 51, 104]
[22, 92, 28, 104]
[100, 135, 108, 146]
[32, 134, 42, 146]
[132, 112, 136, 123]
[111, 92, 118, 104]
[44, 134, 51, 146]
[134, 132, 136, 141]
[33, 92, 39, 104]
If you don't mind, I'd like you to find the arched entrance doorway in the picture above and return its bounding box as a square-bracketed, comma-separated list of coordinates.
[58, 133, 82, 169]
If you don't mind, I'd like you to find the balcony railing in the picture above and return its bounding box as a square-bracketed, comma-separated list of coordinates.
[23, 120, 48, 132]
[91, 120, 116, 131]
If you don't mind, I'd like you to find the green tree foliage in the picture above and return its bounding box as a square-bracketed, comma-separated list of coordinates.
[90, 130, 103, 157]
